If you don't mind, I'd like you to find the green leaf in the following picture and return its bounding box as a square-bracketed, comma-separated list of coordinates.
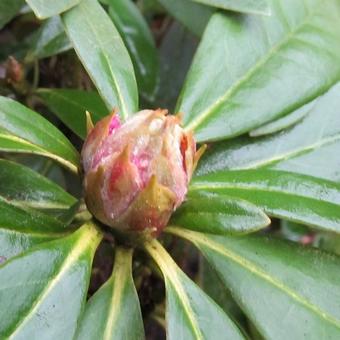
[249, 98, 317, 137]
[10, 155, 68, 189]
[57, 200, 81, 225]
[273, 142, 340, 183]
[37, 88, 108, 139]
[199, 257, 245, 330]
[107, 0, 159, 99]
[171, 191, 270, 235]
[0, 222, 102, 338]
[0, 96, 79, 173]
[190, 0, 269, 14]
[195, 82, 340, 181]
[144, 239, 244, 340]
[76, 247, 144, 340]
[0, 159, 76, 211]
[168, 227, 340, 339]
[191, 169, 340, 233]
[26, 0, 81, 19]
[0, 0, 24, 29]
[158, 0, 213, 36]
[177, 0, 340, 142]
[62, 0, 138, 120]
[155, 22, 198, 111]
[0, 195, 67, 263]
[26, 16, 72, 61]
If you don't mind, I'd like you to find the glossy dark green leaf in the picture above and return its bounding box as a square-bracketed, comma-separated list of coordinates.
[249, 98, 317, 137]
[171, 191, 270, 235]
[199, 257, 245, 330]
[273, 143, 340, 183]
[0, 96, 79, 173]
[0, 159, 75, 211]
[37, 88, 108, 139]
[26, 16, 72, 61]
[0, 223, 102, 338]
[8, 155, 68, 190]
[155, 22, 198, 111]
[107, 0, 159, 99]
[177, 0, 340, 142]
[0, 195, 66, 261]
[57, 200, 81, 225]
[76, 247, 144, 340]
[196, 82, 340, 181]
[158, 0, 213, 36]
[0, 0, 24, 29]
[62, 0, 138, 120]
[168, 228, 340, 339]
[26, 0, 80, 19]
[190, 0, 269, 14]
[191, 169, 340, 233]
[145, 239, 244, 340]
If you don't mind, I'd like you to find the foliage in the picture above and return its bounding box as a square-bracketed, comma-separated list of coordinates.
[1, 0, 340, 338]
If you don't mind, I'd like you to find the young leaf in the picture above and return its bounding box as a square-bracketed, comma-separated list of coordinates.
[144, 239, 244, 340]
[0, 222, 102, 339]
[0, 96, 79, 173]
[0, 196, 67, 260]
[177, 0, 340, 142]
[37, 88, 108, 139]
[190, 0, 269, 14]
[25, 16, 72, 62]
[190, 169, 340, 233]
[76, 247, 144, 340]
[0, 159, 76, 211]
[26, 0, 80, 19]
[168, 228, 340, 339]
[195, 82, 340, 180]
[107, 0, 159, 99]
[171, 191, 270, 235]
[62, 0, 138, 120]
[158, 0, 213, 36]
[0, 0, 24, 29]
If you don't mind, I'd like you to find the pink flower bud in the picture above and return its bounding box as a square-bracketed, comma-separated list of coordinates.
[81, 109, 201, 237]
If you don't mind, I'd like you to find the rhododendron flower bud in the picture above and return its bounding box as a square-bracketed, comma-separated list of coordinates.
[81, 109, 202, 237]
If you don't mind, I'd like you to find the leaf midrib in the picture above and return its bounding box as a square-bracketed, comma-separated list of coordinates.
[73, 2, 130, 120]
[145, 241, 203, 340]
[103, 251, 131, 340]
[239, 134, 340, 170]
[169, 228, 340, 329]
[0, 133, 78, 173]
[184, 2, 324, 132]
[6, 229, 94, 338]
[190, 179, 340, 206]
[8, 199, 71, 210]
[165, 272, 203, 340]
[0, 103, 77, 157]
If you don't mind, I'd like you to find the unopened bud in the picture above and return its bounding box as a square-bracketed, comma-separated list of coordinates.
[81, 109, 201, 237]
